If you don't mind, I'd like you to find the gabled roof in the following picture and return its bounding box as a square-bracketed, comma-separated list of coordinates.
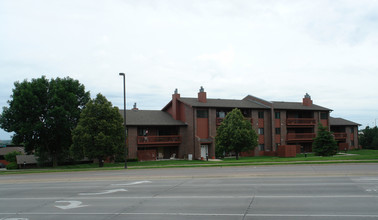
[272, 102, 332, 111]
[178, 97, 268, 109]
[243, 95, 273, 108]
[330, 117, 360, 126]
[120, 110, 187, 126]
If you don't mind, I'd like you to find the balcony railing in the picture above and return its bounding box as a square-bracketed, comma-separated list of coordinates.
[287, 118, 316, 126]
[137, 135, 182, 145]
[286, 133, 316, 141]
[333, 132, 347, 140]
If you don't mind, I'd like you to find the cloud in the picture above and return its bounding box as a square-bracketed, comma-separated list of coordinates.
[0, 0, 378, 139]
[196, 47, 235, 68]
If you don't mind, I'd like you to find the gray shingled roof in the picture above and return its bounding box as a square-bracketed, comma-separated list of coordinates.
[0, 146, 25, 156]
[179, 98, 268, 109]
[272, 102, 332, 111]
[330, 117, 360, 126]
[16, 155, 37, 165]
[120, 110, 187, 126]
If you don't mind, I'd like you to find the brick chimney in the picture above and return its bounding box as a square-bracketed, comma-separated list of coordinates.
[198, 86, 207, 103]
[172, 88, 180, 100]
[132, 102, 139, 110]
[303, 93, 313, 106]
[172, 88, 180, 120]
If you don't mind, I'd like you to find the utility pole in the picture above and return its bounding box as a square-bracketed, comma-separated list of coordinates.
[119, 73, 127, 169]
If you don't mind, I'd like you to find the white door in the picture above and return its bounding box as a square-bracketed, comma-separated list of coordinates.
[201, 145, 208, 158]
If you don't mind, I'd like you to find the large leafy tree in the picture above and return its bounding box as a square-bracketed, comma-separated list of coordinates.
[0, 76, 90, 167]
[71, 94, 124, 167]
[215, 108, 258, 160]
[359, 126, 378, 149]
[312, 123, 338, 156]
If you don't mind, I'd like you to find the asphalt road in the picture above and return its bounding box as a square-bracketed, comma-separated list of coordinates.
[1, 164, 378, 220]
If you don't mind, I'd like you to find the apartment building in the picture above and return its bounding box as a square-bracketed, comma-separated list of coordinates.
[330, 117, 360, 151]
[123, 88, 359, 161]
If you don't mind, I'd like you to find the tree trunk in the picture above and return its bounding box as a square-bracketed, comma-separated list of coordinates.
[236, 152, 239, 160]
[99, 157, 104, 167]
[52, 154, 58, 167]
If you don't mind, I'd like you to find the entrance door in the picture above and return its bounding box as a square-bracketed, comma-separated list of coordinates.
[201, 145, 208, 159]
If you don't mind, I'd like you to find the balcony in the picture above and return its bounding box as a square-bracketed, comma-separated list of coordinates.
[333, 132, 347, 140]
[287, 133, 316, 141]
[287, 118, 316, 126]
[137, 135, 182, 145]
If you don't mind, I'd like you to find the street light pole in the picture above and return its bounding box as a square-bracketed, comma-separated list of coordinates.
[119, 73, 127, 169]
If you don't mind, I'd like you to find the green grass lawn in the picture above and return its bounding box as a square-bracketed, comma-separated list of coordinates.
[2, 149, 378, 174]
[221, 149, 378, 163]
[54, 149, 378, 169]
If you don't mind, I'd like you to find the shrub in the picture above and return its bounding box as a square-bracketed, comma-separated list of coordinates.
[6, 162, 18, 170]
[128, 158, 138, 162]
[4, 151, 22, 163]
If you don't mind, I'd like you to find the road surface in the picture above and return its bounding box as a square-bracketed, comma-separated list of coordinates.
[1, 164, 378, 220]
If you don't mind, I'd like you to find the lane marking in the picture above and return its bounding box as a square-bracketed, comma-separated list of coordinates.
[0, 218, 29, 220]
[1, 212, 378, 218]
[111, 181, 152, 186]
[353, 178, 378, 181]
[366, 188, 378, 192]
[1, 194, 378, 200]
[78, 188, 127, 195]
[55, 201, 88, 210]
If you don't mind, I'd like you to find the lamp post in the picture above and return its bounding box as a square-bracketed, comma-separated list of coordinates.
[119, 73, 127, 169]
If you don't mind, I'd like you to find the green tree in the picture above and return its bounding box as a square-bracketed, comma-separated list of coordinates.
[71, 94, 124, 167]
[359, 126, 378, 149]
[312, 123, 338, 156]
[215, 108, 258, 160]
[4, 151, 22, 163]
[4, 151, 22, 170]
[0, 76, 90, 167]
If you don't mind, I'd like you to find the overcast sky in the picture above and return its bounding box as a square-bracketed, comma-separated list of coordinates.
[1, 0, 378, 140]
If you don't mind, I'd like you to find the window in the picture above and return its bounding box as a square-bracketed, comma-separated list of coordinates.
[351, 127, 354, 133]
[275, 128, 281, 135]
[197, 109, 208, 118]
[275, 111, 280, 119]
[259, 144, 265, 151]
[320, 112, 328, 119]
[217, 110, 226, 118]
[242, 109, 251, 117]
[258, 128, 264, 135]
[258, 111, 264, 119]
[138, 128, 149, 136]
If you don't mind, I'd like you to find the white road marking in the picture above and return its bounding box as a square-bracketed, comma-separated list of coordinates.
[55, 201, 88, 210]
[354, 178, 378, 181]
[1, 194, 378, 200]
[366, 188, 378, 192]
[2, 212, 378, 218]
[79, 188, 127, 195]
[111, 180, 152, 186]
[0, 218, 29, 220]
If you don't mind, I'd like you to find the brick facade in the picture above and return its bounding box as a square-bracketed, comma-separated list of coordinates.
[124, 89, 359, 160]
